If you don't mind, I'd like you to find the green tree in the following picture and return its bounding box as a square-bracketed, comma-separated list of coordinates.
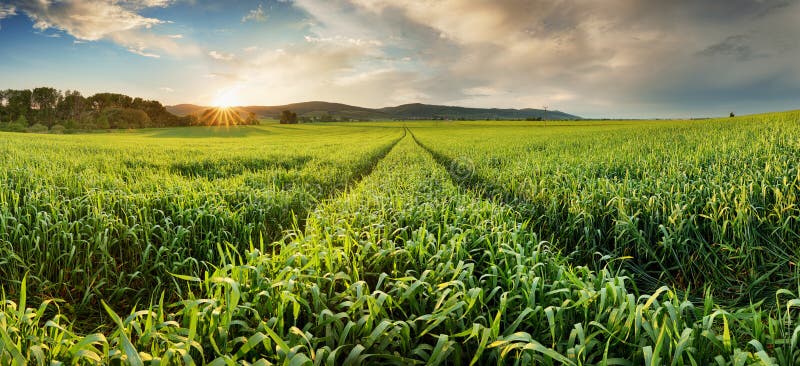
[57, 90, 87, 122]
[87, 93, 133, 112]
[94, 114, 110, 129]
[0, 89, 8, 121]
[6, 89, 32, 124]
[31, 87, 60, 127]
[246, 111, 259, 125]
[1, 87, 193, 130]
[180, 115, 199, 126]
[63, 119, 78, 130]
[280, 110, 298, 124]
[102, 107, 151, 129]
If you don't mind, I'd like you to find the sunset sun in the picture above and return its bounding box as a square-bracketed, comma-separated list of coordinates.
[212, 88, 241, 108]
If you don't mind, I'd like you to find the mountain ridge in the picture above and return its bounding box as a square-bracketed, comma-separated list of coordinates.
[167, 101, 580, 120]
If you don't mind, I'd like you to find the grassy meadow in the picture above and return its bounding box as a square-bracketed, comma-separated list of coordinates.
[1, 114, 800, 364]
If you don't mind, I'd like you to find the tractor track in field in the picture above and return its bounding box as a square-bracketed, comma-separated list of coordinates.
[277, 127, 407, 239]
[407, 128, 511, 203]
[333, 127, 407, 196]
[406, 128, 698, 301]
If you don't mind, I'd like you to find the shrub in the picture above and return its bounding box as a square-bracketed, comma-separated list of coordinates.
[1, 115, 30, 132]
[26, 123, 48, 133]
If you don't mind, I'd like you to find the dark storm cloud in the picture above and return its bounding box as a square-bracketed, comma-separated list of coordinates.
[697, 35, 767, 61]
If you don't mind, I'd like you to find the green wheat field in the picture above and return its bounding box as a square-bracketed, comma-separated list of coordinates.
[2, 112, 800, 365]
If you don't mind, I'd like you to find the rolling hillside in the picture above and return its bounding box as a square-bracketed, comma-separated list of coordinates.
[167, 101, 580, 120]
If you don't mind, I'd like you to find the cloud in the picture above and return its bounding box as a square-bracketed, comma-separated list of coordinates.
[200, 35, 426, 107]
[159, 86, 174, 92]
[304, 35, 382, 47]
[242, 3, 267, 23]
[279, 0, 800, 117]
[0, 4, 16, 30]
[37, 31, 62, 38]
[463, 87, 500, 97]
[209, 50, 235, 61]
[14, 1, 162, 40]
[128, 46, 160, 58]
[697, 34, 767, 61]
[203, 72, 240, 81]
[8, 0, 197, 58]
[129, 0, 174, 8]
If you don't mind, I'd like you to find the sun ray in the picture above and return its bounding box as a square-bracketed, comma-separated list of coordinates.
[197, 102, 249, 127]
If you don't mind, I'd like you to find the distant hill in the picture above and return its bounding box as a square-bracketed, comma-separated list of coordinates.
[243, 101, 388, 120]
[166, 104, 207, 117]
[167, 101, 580, 120]
[378, 103, 578, 120]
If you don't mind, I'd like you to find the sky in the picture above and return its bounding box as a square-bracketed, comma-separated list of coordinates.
[0, 0, 799, 118]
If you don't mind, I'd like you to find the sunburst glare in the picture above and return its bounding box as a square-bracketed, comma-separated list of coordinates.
[200, 107, 245, 127]
[212, 87, 241, 108]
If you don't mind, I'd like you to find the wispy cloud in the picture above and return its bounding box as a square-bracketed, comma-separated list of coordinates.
[35, 31, 62, 38]
[0, 4, 16, 30]
[129, 0, 174, 8]
[242, 3, 267, 23]
[128, 46, 160, 58]
[304, 35, 381, 47]
[209, 50, 235, 61]
[159, 86, 174, 92]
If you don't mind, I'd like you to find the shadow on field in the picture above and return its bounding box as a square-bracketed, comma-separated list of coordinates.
[171, 156, 312, 179]
[270, 125, 309, 131]
[404, 122, 630, 129]
[147, 126, 272, 138]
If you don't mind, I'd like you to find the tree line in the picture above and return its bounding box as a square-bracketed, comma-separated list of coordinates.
[281, 111, 369, 124]
[0, 87, 197, 133]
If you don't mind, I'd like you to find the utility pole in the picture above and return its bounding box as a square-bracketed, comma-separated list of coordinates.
[542, 105, 548, 127]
